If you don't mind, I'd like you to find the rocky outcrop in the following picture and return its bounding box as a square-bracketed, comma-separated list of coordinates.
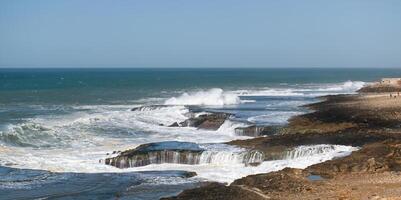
[173, 112, 232, 130]
[105, 141, 266, 168]
[105, 141, 205, 168]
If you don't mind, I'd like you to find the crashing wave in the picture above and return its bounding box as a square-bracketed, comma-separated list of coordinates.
[164, 88, 240, 106]
[0, 123, 68, 148]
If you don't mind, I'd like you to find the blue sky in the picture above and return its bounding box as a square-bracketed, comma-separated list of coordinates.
[0, 0, 400, 68]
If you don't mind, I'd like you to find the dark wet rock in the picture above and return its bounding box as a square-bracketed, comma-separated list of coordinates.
[179, 112, 232, 130]
[168, 122, 179, 127]
[131, 105, 170, 112]
[183, 171, 198, 178]
[105, 141, 205, 168]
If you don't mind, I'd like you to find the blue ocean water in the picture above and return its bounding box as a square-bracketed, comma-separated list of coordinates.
[0, 68, 400, 199]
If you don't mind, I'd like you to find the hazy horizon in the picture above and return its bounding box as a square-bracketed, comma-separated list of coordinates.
[1, 0, 401, 68]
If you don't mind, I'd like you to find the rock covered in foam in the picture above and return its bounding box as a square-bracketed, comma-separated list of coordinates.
[104, 141, 266, 168]
[105, 141, 205, 168]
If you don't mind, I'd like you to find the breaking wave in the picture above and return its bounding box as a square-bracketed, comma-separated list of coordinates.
[164, 88, 240, 106]
[0, 123, 66, 148]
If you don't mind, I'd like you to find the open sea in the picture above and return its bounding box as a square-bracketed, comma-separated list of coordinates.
[1, 68, 400, 199]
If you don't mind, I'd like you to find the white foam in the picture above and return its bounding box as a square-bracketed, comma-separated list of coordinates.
[164, 88, 240, 106]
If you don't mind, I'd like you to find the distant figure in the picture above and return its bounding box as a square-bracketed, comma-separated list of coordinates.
[390, 93, 393, 98]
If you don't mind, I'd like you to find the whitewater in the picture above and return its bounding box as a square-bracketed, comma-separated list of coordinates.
[0, 80, 365, 186]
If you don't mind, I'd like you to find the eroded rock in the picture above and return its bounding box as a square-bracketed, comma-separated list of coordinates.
[105, 141, 205, 168]
[172, 112, 232, 130]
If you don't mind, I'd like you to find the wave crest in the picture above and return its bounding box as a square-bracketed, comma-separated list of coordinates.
[164, 88, 240, 106]
[0, 123, 67, 148]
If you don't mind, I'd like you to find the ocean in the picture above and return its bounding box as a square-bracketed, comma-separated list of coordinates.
[1, 68, 400, 199]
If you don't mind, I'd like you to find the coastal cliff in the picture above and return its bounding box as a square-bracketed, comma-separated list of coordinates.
[163, 80, 401, 200]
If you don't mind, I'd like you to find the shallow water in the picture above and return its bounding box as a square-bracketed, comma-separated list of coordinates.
[0, 166, 199, 200]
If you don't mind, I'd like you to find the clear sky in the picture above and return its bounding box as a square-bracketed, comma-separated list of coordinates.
[0, 0, 400, 68]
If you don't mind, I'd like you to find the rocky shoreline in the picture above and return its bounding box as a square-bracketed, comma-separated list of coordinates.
[162, 81, 401, 199]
